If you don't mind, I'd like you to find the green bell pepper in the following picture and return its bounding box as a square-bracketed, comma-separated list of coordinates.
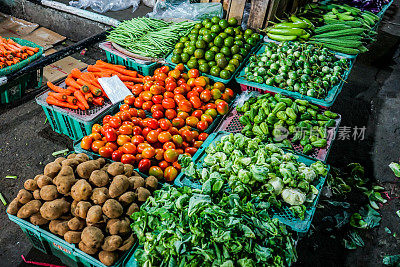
[272, 102, 286, 115]
[241, 124, 252, 135]
[291, 131, 303, 143]
[307, 108, 317, 117]
[267, 113, 279, 124]
[295, 99, 309, 106]
[298, 105, 307, 113]
[317, 114, 330, 121]
[286, 107, 297, 120]
[291, 102, 299, 114]
[325, 119, 336, 128]
[298, 121, 312, 129]
[310, 135, 318, 143]
[249, 108, 257, 121]
[276, 111, 288, 121]
[288, 125, 297, 134]
[286, 118, 296, 125]
[260, 122, 269, 135]
[311, 139, 328, 148]
[309, 104, 319, 110]
[324, 110, 338, 119]
[300, 135, 310, 146]
[282, 139, 292, 148]
[303, 144, 313, 155]
[253, 125, 264, 137]
[239, 115, 251, 125]
[318, 127, 327, 138]
[300, 112, 312, 120]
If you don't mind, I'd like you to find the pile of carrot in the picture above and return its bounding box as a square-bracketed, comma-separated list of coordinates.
[0, 36, 39, 69]
[46, 60, 144, 110]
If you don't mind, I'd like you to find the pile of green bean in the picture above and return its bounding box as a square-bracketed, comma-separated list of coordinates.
[107, 18, 195, 58]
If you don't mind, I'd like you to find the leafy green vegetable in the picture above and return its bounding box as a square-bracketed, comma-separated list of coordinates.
[389, 162, 400, 177]
[350, 204, 381, 229]
[383, 254, 400, 266]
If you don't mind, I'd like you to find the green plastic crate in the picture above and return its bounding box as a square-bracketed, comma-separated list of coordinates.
[100, 42, 159, 76]
[8, 213, 136, 267]
[236, 42, 354, 108]
[0, 68, 43, 104]
[35, 88, 120, 141]
[165, 38, 263, 84]
[174, 131, 330, 233]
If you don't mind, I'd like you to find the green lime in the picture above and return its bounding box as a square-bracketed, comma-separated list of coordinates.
[224, 27, 235, 35]
[225, 64, 236, 73]
[189, 33, 198, 41]
[189, 40, 196, 47]
[199, 28, 206, 35]
[199, 63, 210, 73]
[203, 29, 211, 36]
[210, 46, 220, 53]
[210, 32, 217, 39]
[228, 17, 238, 26]
[190, 29, 199, 35]
[208, 42, 214, 48]
[220, 46, 231, 56]
[194, 49, 205, 59]
[234, 27, 242, 35]
[246, 37, 257, 46]
[187, 46, 196, 55]
[205, 50, 216, 61]
[196, 40, 206, 49]
[210, 66, 221, 76]
[251, 33, 260, 40]
[203, 34, 213, 43]
[219, 32, 228, 39]
[220, 70, 231, 79]
[230, 44, 240, 55]
[195, 23, 203, 29]
[244, 44, 252, 51]
[198, 59, 207, 65]
[214, 36, 224, 47]
[211, 24, 221, 33]
[215, 53, 225, 60]
[181, 53, 190, 63]
[187, 59, 198, 69]
[171, 54, 182, 64]
[244, 29, 254, 36]
[205, 22, 213, 29]
[180, 36, 189, 43]
[235, 35, 244, 42]
[232, 54, 243, 61]
[216, 57, 228, 68]
[184, 41, 190, 47]
[239, 48, 248, 57]
[234, 40, 244, 47]
[173, 48, 183, 55]
[244, 33, 251, 40]
[211, 16, 221, 24]
[208, 61, 217, 67]
[224, 37, 234, 47]
[229, 58, 240, 67]
[219, 19, 229, 30]
[202, 18, 211, 26]
[175, 42, 184, 49]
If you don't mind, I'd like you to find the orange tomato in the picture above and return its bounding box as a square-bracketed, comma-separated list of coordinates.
[172, 135, 183, 146]
[142, 101, 153, 112]
[164, 166, 178, 182]
[168, 69, 181, 79]
[194, 77, 206, 87]
[164, 149, 179, 163]
[134, 97, 144, 109]
[149, 166, 164, 180]
[174, 94, 186, 104]
[91, 140, 106, 153]
[189, 96, 202, 109]
[92, 124, 102, 134]
[119, 124, 133, 135]
[164, 91, 174, 99]
[109, 117, 122, 128]
[121, 153, 135, 164]
[172, 117, 185, 128]
[131, 135, 145, 146]
[188, 69, 200, 78]
[197, 120, 209, 131]
[124, 95, 136, 105]
[128, 108, 138, 117]
[192, 110, 203, 119]
[131, 84, 143, 96]
[163, 141, 176, 150]
[187, 90, 199, 99]
[117, 135, 131, 146]
[158, 131, 172, 143]
[154, 148, 164, 161]
[81, 136, 93, 150]
[186, 116, 199, 127]
[174, 87, 185, 95]
[105, 142, 118, 151]
[121, 142, 137, 154]
[178, 100, 192, 113]
[151, 104, 164, 113]
[159, 119, 172, 131]
[143, 81, 154, 91]
[198, 132, 209, 141]
[175, 63, 185, 72]
[146, 130, 159, 143]
[159, 160, 170, 171]
[103, 115, 112, 125]
[137, 142, 151, 153]
[150, 85, 163, 95]
[99, 146, 113, 158]
[200, 89, 212, 102]
[173, 161, 182, 171]
[193, 141, 203, 148]
[142, 147, 156, 159]
[141, 91, 153, 102]
[90, 132, 102, 141]
[162, 98, 176, 109]
[181, 130, 194, 142]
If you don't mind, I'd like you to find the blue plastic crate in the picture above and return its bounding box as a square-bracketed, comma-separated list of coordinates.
[174, 131, 330, 233]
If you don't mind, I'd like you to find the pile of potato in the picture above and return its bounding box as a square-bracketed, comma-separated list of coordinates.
[7, 153, 158, 266]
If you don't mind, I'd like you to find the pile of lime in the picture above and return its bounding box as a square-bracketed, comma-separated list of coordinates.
[170, 16, 261, 80]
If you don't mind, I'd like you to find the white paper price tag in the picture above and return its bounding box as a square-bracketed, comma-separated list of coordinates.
[98, 76, 132, 104]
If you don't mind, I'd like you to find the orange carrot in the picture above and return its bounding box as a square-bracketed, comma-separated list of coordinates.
[74, 90, 89, 110]
[94, 64, 138, 78]
[46, 96, 78, 109]
[76, 79, 102, 96]
[96, 60, 126, 69]
[47, 81, 74, 95]
[70, 68, 83, 80]
[81, 72, 101, 88]
[93, 97, 104, 106]
[48, 92, 67, 101]
[84, 92, 94, 103]
[65, 77, 81, 90]
[137, 73, 144, 78]
[66, 96, 77, 105]
[76, 101, 86, 110]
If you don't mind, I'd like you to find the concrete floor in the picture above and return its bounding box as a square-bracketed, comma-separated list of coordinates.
[0, 2, 400, 267]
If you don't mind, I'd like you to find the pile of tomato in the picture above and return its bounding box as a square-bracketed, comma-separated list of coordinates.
[80, 64, 235, 182]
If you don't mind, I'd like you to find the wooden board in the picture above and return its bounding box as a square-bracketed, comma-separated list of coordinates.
[228, 0, 246, 23]
[266, 0, 281, 25]
[222, 0, 231, 13]
[248, 0, 270, 30]
[43, 49, 87, 82]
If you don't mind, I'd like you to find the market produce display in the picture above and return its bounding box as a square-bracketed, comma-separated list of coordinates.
[80, 64, 235, 181]
[45, 60, 144, 110]
[236, 93, 339, 155]
[179, 133, 328, 218]
[336, 0, 391, 13]
[132, 185, 297, 266]
[262, 15, 314, 42]
[170, 16, 261, 80]
[6, 153, 158, 266]
[107, 18, 196, 58]
[244, 41, 349, 99]
[0, 36, 40, 68]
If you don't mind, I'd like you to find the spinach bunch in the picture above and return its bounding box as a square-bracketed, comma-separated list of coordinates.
[132, 185, 297, 267]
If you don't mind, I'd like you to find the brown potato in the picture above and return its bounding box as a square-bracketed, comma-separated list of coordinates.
[136, 187, 151, 202]
[86, 205, 103, 225]
[124, 164, 134, 177]
[71, 200, 78, 217]
[76, 160, 101, 179]
[74, 153, 90, 163]
[101, 235, 123, 251]
[145, 176, 158, 190]
[24, 179, 38, 191]
[7, 198, 21, 215]
[49, 220, 69, 236]
[91, 188, 110, 205]
[74, 201, 92, 219]
[71, 180, 92, 201]
[126, 203, 139, 217]
[53, 166, 76, 194]
[96, 158, 106, 167]
[17, 189, 32, 204]
[64, 231, 82, 244]
[40, 198, 70, 220]
[118, 234, 135, 251]
[129, 176, 145, 190]
[79, 241, 98, 255]
[106, 217, 131, 235]
[89, 170, 109, 187]
[68, 217, 85, 231]
[81, 226, 104, 249]
[30, 213, 49, 226]
[17, 200, 41, 219]
[100, 163, 110, 173]
[61, 159, 80, 169]
[99, 251, 118, 266]
[109, 175, 129, 198]
[44, 162, 62, 178]
[54, 157, 66, 165]
[118, 191, 135, 206]
[36, 175, 53, 188]
[107, 162, 124, 176]
[33, 189, 41, 200]
[39, 185, 58, 201]
[102, 199, 123, 219]
[67, 153, 77, 159]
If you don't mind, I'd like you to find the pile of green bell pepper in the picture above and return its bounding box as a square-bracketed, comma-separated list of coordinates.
[236, 93, 339, 155]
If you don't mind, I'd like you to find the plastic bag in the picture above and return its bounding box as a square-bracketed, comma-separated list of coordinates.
[142, 0, 157, 8]
[147, 0, 223, 20]
[69, 0, 140, 13]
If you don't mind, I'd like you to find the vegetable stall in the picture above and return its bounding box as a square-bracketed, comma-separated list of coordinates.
[1, 0, 397, 266]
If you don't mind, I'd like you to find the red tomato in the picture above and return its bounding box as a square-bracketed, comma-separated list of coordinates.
[162, 98, 176, 109]
[150, 85, 163, 95]
[159, 119, 172, 131]
[100, 125, 111, 136]
[177, 78, 186, 86]
[124, 95, 135, 106]
[172, 117, 185, 128]
[154, 72, 167, 82]
[198, 132, 209, 141]
[201, 114, 213, 124]
[164, 91, 174, 98]
[205, 103, 217, 110]
[146, 118, 158, 129]
[181, 83, 191, 94]
[103, 115, 112, 125]
[132, 126, 142, 136]
[194, 140, 203, 148]
[160, 65, 170, 73]
[164, 149, 179, 163]
[189, 96, 202, 109]
[120, 111, 132, 122]
[163, 141, 176, 150]
[173, 86, 185, 95]
[151, 104, 164, 113]
[152, 110, 164, 120]
[104, 128, 117, 142]
[105, 142, 118, 151]
[193, 86, 204, 94]
[165, 82, 177, 92]
[152, 95, 163, 104]
[192, 110, 203, 120]
[142, 147, 156, 159]
[175, 63, 185, 72]
[91, 140, 106, 153]
[81, 136, 93, 150]
[154, 80, 165, 88]
[128, 108, 138, 117]
[119, 124, 133, 135]
[158, 131, 172, 143]
[217, 100, 229, 115]
[197, 120, 209, 131]
[185, 147, 198, 156]
[174, 94, 186, 104]
[121, 154, 135, 164]
[137, 143, 151, 153]
[172, 135, 183, 146]
[200, 89, 212, 102]
[142, 101, 153, 112]
[131, 135, 145, 146]
[173, 161, 182, 171]
[117, 135, 131, 146]
[134, 97, 144, 109]
[121, 142, 137, 154]
[187, 91, 199, 99]
[164, 166, 178, 182]
[146, 130, 159, 143]
[191, 131, 199, 140]
[112, 150, 123, 161]
[143, 81, 154, 91]
[109, 117, 122, 128]
[149, 166, 164, 180]
[99, 146, 113, 158]
[169, 127, 179, 136]
[168, 69, 181, 79]
[141, 91, 153, 102]
[142, 127, 151, 138]
[165, 76, 175, 84]
[182, 130, 194, 142]
[122, 121, 133, 127]
[194, 77, 206, 87]
[154, 148, 164, 161]
[159, 160, 169, 171]
[131, 84, 143, 96]
[186, 116, 199, 128]
[188, 69, 200, 78]
[177, 111, 189, 120]
[178, 100, 192, 113]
